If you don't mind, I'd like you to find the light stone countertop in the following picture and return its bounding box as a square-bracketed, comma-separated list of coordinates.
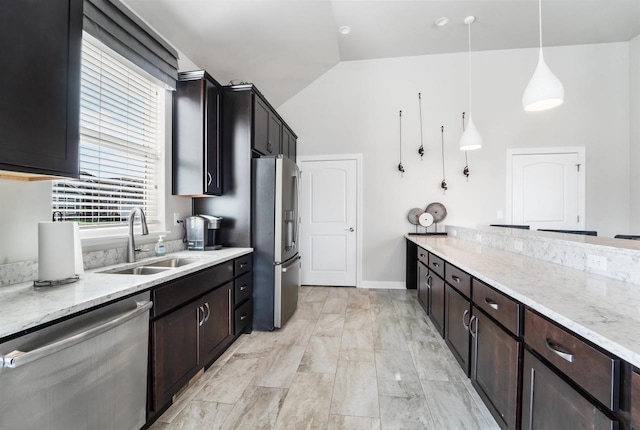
[0, 248, 252, 341]
[407, 235, 640, 369]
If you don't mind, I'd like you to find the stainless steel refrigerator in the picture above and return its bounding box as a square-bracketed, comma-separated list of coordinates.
[252, 155, 300, 330]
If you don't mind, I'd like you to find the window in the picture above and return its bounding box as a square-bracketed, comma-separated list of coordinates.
[53, 35, 164, 228]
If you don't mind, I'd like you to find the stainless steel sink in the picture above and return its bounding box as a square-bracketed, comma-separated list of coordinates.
[101, 266, 173, 275]
[143, 258, 200, 268]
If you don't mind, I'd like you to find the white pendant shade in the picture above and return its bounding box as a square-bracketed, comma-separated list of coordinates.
[459, 114, 482, 150]
[522, 49, 564, 111]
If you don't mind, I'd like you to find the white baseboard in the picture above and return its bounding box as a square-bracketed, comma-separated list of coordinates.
[359, 281, 405, 290]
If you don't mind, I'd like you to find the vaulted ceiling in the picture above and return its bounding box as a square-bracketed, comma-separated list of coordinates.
[123, 0, 640, 106]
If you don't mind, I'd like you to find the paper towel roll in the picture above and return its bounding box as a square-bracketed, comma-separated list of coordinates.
[38, 222, 77, 282]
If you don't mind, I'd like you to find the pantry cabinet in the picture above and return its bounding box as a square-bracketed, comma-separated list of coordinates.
[0, 0, 82, 178]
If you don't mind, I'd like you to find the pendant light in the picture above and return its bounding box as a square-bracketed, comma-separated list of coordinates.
[418, 93, 425, 160]
[522, 0, 564, 111]
[440, 125, 447, 193]
[459, 16, 482, 151]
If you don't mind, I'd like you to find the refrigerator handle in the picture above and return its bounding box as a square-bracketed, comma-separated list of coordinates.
[293, 171, 300, 248]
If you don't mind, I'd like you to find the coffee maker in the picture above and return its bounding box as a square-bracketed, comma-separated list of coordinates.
[185, 215, 222, 250]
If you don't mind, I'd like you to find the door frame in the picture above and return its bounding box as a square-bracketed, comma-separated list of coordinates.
[506, 146, 586, 228]
[297, 154, 363, 288]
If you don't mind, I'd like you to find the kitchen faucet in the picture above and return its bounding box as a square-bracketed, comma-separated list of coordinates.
[127, 207, 149, 263]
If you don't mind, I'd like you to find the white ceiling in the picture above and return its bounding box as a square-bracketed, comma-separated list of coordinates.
[123, 0, 640, 106]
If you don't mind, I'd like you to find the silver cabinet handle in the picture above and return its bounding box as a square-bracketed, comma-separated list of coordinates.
[545, 339, 574, 363]
[484, 297, 499, 311]
[240, 262, 247, 268]
[198, 305, 206, 327]
[462, 309, 470, 330]
[1, 301, 152, 369]
[432, 262, 440, 268]
[451, 275, 461, 283]
[240, 312, 249, 321]
[469, 315, 478, 338]
[240, 285, 248, 291]
[204, 302, 210, 322]
[207, 171, 212, 186]
[426, 275, 432, 286]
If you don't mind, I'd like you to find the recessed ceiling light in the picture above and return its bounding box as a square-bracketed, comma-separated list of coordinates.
[435, 17, 449, 27]
[339, 25, 351, 35]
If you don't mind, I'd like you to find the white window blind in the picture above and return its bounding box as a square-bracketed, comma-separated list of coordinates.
[53, 36, 163, 227]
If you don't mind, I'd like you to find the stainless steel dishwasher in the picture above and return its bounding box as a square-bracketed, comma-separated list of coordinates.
[0, 292, 152, 430]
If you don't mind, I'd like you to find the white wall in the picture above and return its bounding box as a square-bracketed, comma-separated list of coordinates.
[630, 35, 640, 232]
[0, 52, 202, 264]
[279, 42, 631, 284]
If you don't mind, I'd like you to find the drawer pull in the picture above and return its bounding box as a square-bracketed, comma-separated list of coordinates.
[240, 285, 248, 291]
[240, 312, 249, 321]
[484, 297, 499, 311]
[451, 275, 461, 283]
[240, 263, 247, 268]
[545, 339, 574, 363]
[462, 309, 470, 330]
[432, 262, 440, 268]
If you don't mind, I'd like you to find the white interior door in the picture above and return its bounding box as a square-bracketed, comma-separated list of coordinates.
[299, 158, 358, 286]
[508, 148, 585, 230]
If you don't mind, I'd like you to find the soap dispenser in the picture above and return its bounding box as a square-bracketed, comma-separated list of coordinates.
[155, 235, 167, 257]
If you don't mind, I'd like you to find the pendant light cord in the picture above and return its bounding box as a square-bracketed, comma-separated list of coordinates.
[441, 125, 445, 180]
[467, 19, 472, 115]
[399, 110, 402, 162]
[418, 93, 424, 155]
[538, 0, 543, 49]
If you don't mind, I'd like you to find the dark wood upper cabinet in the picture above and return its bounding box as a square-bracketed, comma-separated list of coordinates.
[445, 284, 471, 375]
[283, 126, 297, 162]
[521, 349, 617, 430]
[0, 0, 82, 178]
[471, 307, 521, 430]
[253, 96, 272, 155]
[173, 70, 222, 195]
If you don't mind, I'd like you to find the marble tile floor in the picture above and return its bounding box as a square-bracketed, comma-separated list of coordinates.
[150, 287, 500, 430]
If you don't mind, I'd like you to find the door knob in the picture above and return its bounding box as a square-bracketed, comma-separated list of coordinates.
[345, 227, 355, 232]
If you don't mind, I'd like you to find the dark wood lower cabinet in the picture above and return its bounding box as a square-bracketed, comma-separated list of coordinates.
[521, 350, 617, 430]
[445, 285, 471, 375]
[471, 308, 521, 429]
[152, 301, 200, 411]
[429, 273, 445, 337]
[417, 261, 429, 313]
[632, 371, 640, 430]
[200, 282, 234, 365]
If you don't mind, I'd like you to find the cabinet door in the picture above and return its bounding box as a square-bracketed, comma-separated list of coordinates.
[268, 114, 282, 155]
[521, 350, 617, 430]
[152, 302, 199, 411]
[0, 0, 81, 178]
[429, 273, 445, 337]
[471, 308, 520, 430]
[632, 371, 640, 430]
[445, 284, 471, 375]
[282, 128, 291, 159]
[200, 282, 234, 366]
[417, 261, 430, 314]
[253, 97, 271, 155]
[204, 79, 222, 195]
[289, 136, 297, 163]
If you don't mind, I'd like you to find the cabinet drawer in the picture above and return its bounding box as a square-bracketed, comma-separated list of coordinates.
[153, 262, 234, 317]
[235, 254, 252, 276]
[472, 279, 521, 336]
[429, 253, 445, 278]
[524, 309, 619, 410]
[445, 262, 471, 298]
[417, 247, 429, 266]
[234, 300, 252, 335]
[234, 272, 252, 306]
